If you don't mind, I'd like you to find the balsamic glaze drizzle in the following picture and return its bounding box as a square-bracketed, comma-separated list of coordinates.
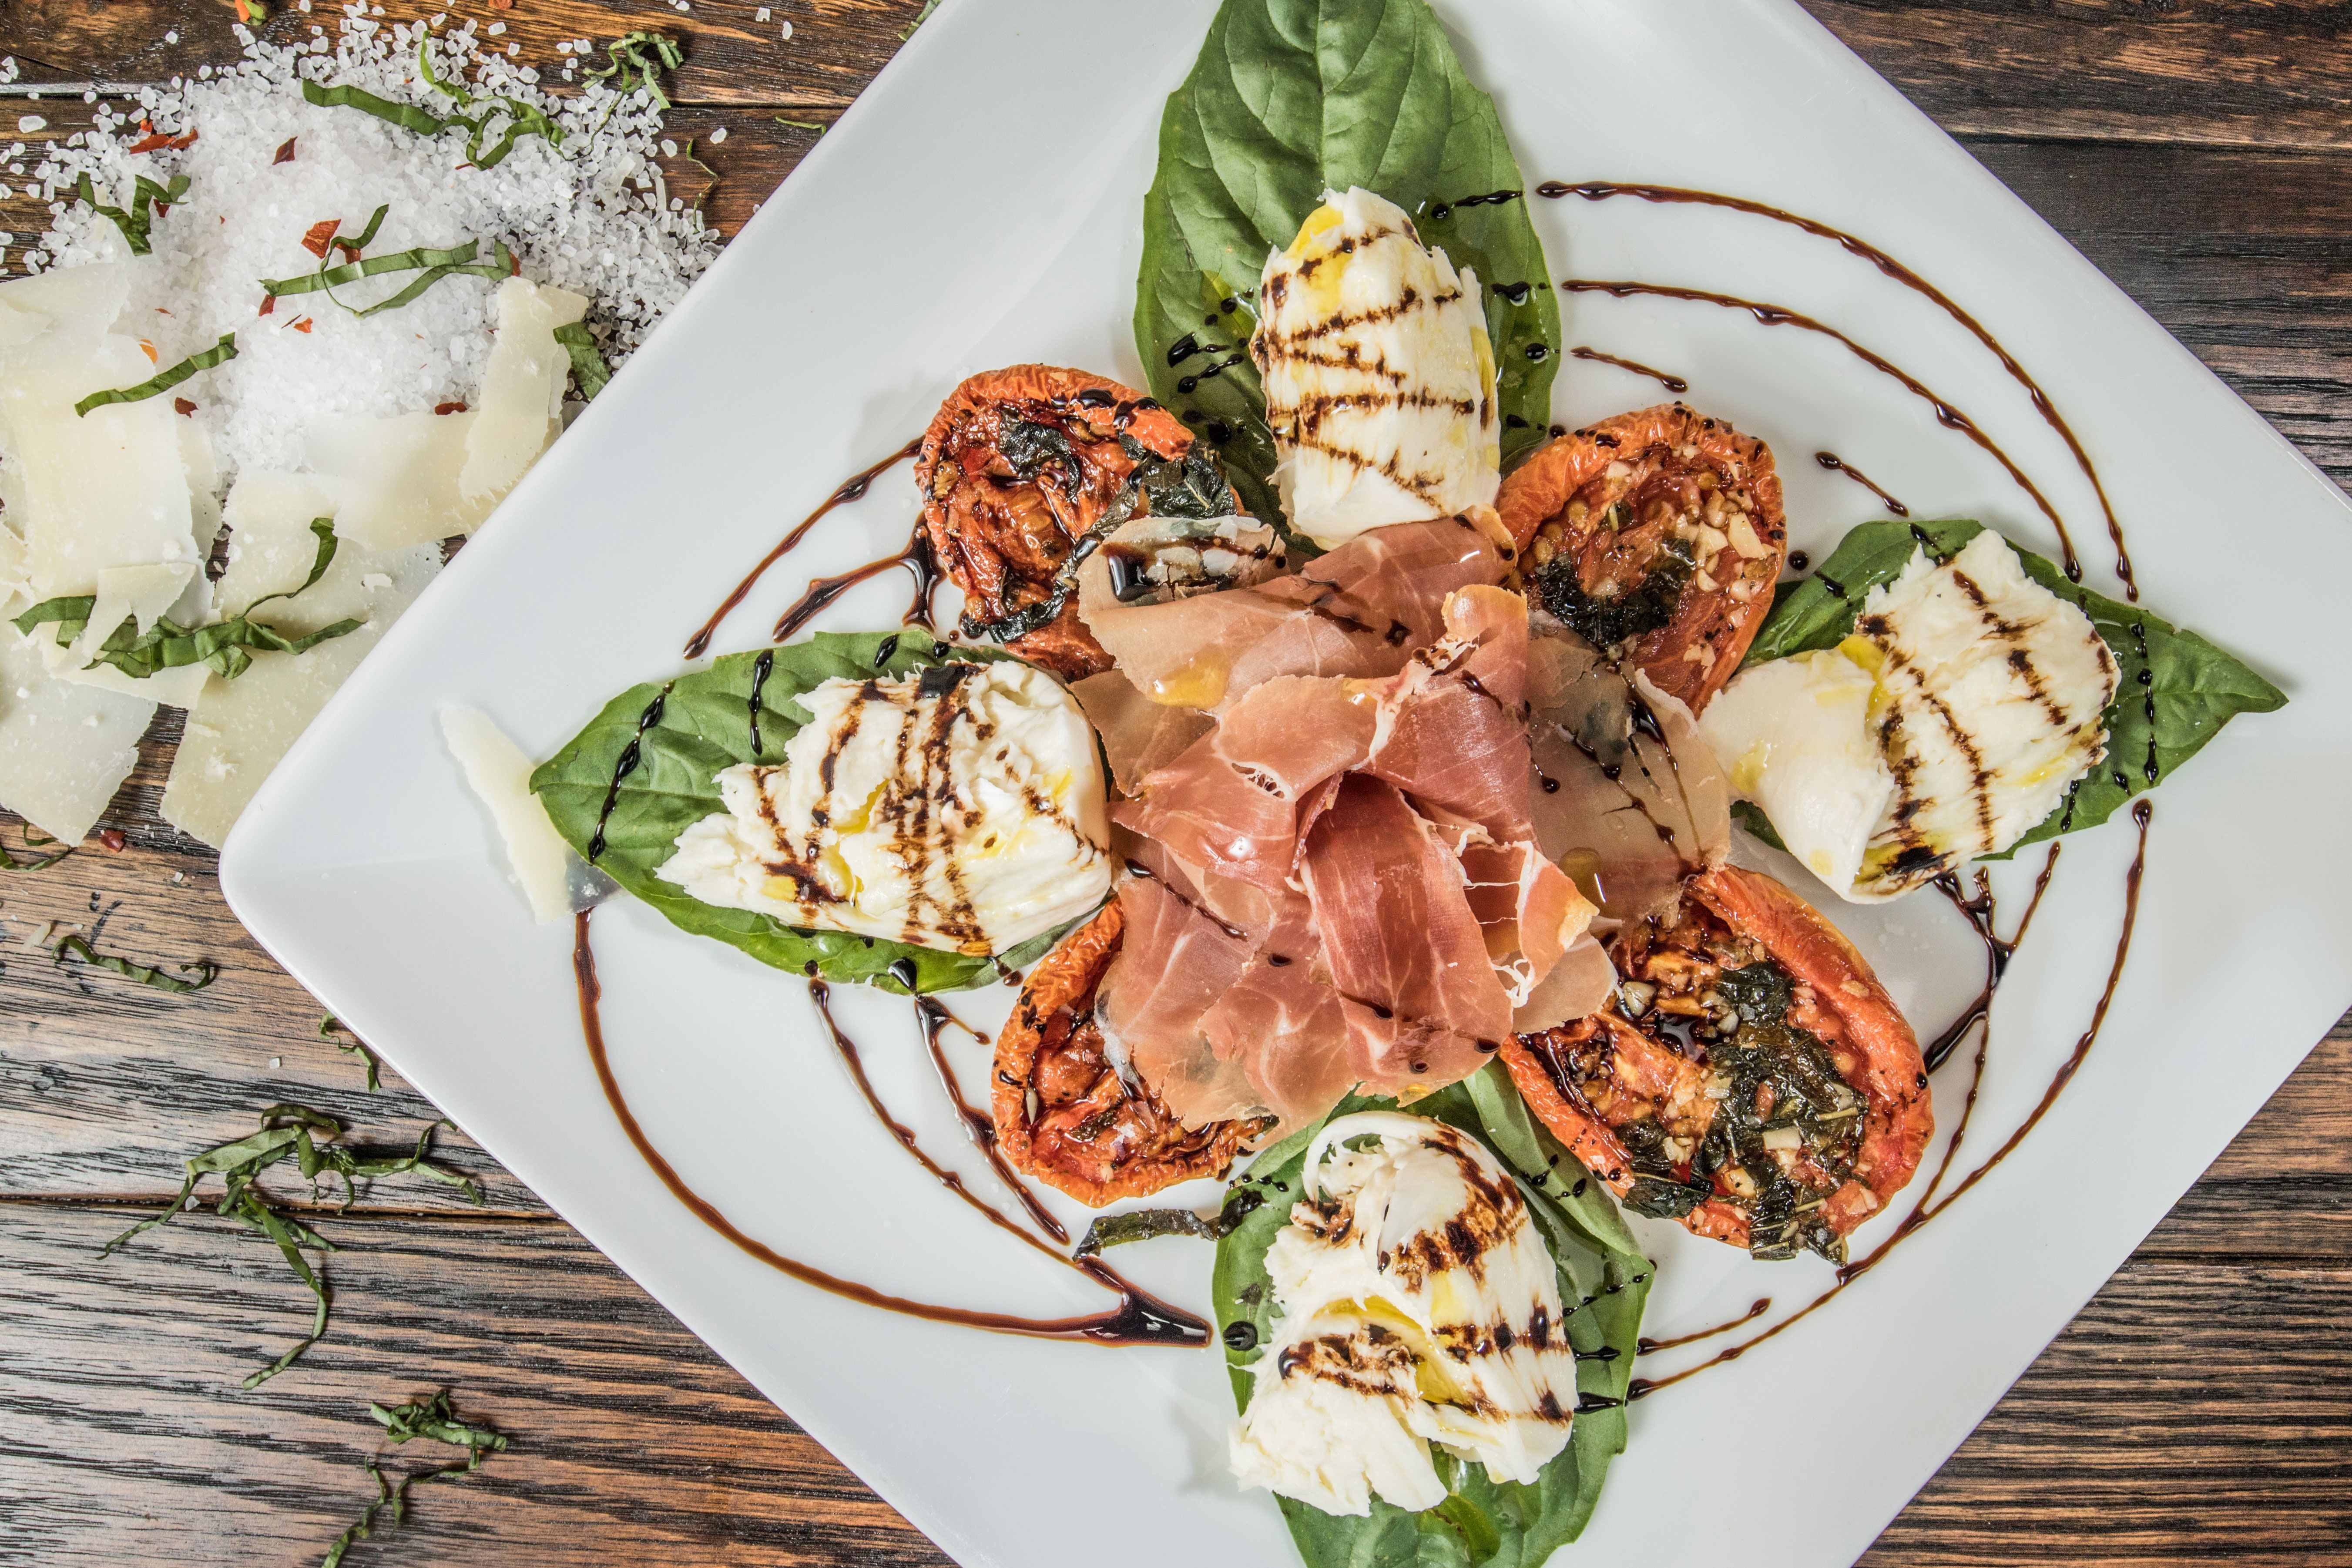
[1637, 1297, 1771, 1355]
[1561, 278, 2081, 581]
[573, 910, 1206, 1346]
[1537, 180, 2135, 597]
[686, 436, 924, 659]
[1814, 450, 1910, 518]
[747, 649, 775, 757]
[1570, 345, 1688, 394]
[1628, 803, 2152, 1400]
[1924, 846, 2061, 1072]
[914, 994, 1069, 1243]
[772, 525, 944, 644]
[587, 684, 674, 863]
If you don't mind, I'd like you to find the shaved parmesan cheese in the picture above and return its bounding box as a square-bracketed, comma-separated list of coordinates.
[0, 619, 153, 844]
[459, 276, 587, 510]
[161, 540, 440, 847]
[0, 330, 200, 598]
[306, 409, 490, 552]
[440, 705, 572, 923]
[76, 560, 196, 648]
[0, 261, 125, 350]
[218, 470, 338, 613]
[0, 520, 28, 619]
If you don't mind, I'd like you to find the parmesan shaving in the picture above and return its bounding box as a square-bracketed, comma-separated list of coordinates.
[459, 276, 587, 510]
[439, 705, 573, 923]
[0, 620, 154, 845]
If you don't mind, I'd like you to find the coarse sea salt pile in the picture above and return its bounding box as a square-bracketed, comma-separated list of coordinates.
[19, 9, 717, 482]
[0, 10, 720, 858]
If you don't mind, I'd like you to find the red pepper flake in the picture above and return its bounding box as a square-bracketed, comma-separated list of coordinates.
[434, 400, 469, 415]
[258, 295, 275, 317]
[490, 0, 512, 8]
[300, 218, 340, 258]
[97, 829, 127, 853]
[129, 127, 200, 154]
[138, 339, 159, 363]
[173, 397, 198, 416]
[289, 316, 314, 334]
[273, 137, 297, 165]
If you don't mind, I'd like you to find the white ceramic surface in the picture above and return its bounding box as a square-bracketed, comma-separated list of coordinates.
[219, 2, 2352, 1564]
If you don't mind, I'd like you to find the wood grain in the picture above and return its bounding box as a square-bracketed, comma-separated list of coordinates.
[2, 0, 2350, 1564]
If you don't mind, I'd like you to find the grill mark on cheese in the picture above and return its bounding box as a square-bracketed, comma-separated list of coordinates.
[1868, 625, 1998, 849]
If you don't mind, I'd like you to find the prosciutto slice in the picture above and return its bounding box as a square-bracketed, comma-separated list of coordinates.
[1088, 541, 1610, 1132]
[1198, 956, 1355, 1134]
[1094, 872, 1262, 1125]
[1300, 775, 1512, 1089]
[1076, 513, 1509, 713]
[1527, 618, 1731, 923]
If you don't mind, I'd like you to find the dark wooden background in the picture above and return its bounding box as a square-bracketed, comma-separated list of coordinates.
[3, 1, 2348, 1562]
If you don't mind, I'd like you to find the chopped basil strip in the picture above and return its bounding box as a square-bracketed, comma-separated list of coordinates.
[73, 171, 189, 256]
[321, 1391, 508, 1568]
[14, 534, 366, 684]
[262, 238, 516, 318]
[73, 332, 237, 418]
[54, 933, 217, 992]
[583, 30, 684, 114]
[1074, 1205, 1227, 1256]
[773, 117, 825, 134]
[100, 1104, 483, 1390]
[550, 320, 610, 400]
[304, 41, 563, 171]
[321, 1013, 384, 1092]
[1, 827, 70, 873]
[299, 77, 446, 135]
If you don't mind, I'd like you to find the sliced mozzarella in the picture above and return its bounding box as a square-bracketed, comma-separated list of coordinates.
[1255, 188, 1500, 547]
[658, 660, 1113, 955]
[1230, 1112, 1580, 1517]
[1699, 648, 1893, 893]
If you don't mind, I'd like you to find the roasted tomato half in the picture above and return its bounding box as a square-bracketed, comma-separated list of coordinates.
[1497, 403, 1786, 714]
[917, 364, 1235, 682]
[993, 901, 1261, 1206]
[1501, 866, 1930, 1262]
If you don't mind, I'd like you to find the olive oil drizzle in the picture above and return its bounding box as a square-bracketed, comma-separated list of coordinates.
[1560, 279, 2080, 581]
[685, 436, 924, 659]
[572, 910, 1207, 1347]
[1627, 802, 2152, 1399]
[1537, 180, 2135, 597]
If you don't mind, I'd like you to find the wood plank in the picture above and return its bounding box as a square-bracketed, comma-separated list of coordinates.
[0, 1204, 952, 1565]
[1800, 1, 2352, 152]
[3, 0, 922, 109]
[13, 1199, 2352, 1565]
[15, 0, 2352, 154]
[1862, 1258, 2352, 1566]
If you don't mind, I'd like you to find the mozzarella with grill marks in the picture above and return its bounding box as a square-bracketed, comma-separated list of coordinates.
[1228, 1112, 1582, 1518]
[1704, 530, 2117, 901]
[1253, 188, 1500, 549]
[656, 661, 1112, 955]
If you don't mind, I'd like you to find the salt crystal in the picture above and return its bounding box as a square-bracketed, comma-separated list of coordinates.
[660, 138, 678, 158]
[270, 1057, 282, 1068]
[709, 126, 727, 144]
[15, 117, 44, 134]
[486, 19, 505, 33]
[755, 5, 769, 17]
[780, 20, 794, 39]
[506, 42, 518, 56]
[164, 30, 179, 42]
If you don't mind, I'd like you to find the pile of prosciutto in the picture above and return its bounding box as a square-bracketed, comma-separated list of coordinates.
[1064, 508, 1682, 1135]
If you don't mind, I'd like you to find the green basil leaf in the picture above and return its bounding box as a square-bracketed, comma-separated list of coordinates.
[582, 29, 684, 115]
[530, 631, 1051, 994]
[552, 320, 611, 400]
[1738, 519, 2285, 855]
[1136, 0, 1560, 527]
[1213, 1071, 1648, 1566]
[54, 933, 217, 992]
[73, 171, 189, 256]
[73, 332, 237, 417]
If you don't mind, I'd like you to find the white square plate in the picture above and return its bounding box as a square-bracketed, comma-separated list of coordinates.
[220, 2, 2352, 1564]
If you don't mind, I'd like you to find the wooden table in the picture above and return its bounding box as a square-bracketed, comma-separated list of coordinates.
[4, 2, 2348, 1562]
